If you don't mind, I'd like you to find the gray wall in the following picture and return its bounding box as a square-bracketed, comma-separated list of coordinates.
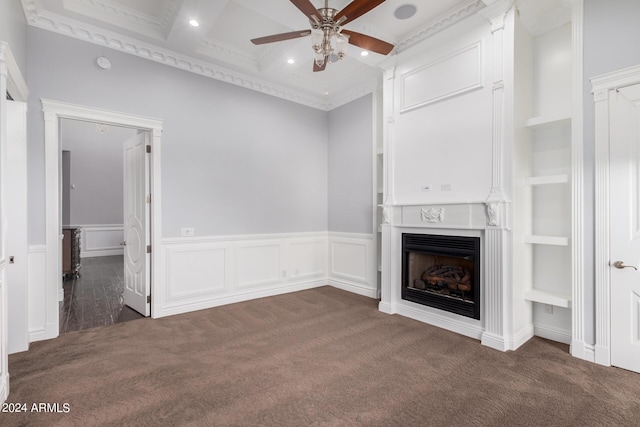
[0, 0, 27, 76]
[60, 119, 136, 226]
[328, 94, 373, 234]
[27, 27, 329, 243]
[583, 0, 640, 343]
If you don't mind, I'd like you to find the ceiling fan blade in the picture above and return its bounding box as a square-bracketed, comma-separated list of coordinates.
[290, 0, 323, 21]
[251, 30, 311, 45]
[334, 0, 386, 26]
[341, 30, 394, 55]
[313, 57, 328, 72]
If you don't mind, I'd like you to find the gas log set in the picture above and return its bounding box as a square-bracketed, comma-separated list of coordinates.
[411, 264, 472, 300]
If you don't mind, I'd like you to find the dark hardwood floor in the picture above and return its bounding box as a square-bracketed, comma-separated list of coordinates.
[59, 255, 143, 334]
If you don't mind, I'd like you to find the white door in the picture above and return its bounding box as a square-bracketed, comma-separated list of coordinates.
[6, 101, 28, 354]
[123, 132, 150, 316]
[610, 83, 640, 373]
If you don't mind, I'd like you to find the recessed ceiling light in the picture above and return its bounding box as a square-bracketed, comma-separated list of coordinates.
[287, 58, 295, 64]
[189, 19, 200, 27]
[361, 51, 369, 57]
[394, 4, 417, 20]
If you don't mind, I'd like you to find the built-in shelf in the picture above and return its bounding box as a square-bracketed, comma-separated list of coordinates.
[524, 289, 572, 309]
[525, 112, 571, 130]
[524, 235, 569, 246]
[524, 174, 569, 186]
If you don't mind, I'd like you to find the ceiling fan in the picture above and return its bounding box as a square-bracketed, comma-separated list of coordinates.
[250, 0, 394, 72]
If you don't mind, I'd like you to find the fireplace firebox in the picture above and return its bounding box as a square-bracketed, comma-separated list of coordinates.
[402, 234, 480, 320]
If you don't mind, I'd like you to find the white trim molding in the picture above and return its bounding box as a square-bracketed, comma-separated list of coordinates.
[591, 64, 640, 367]
[0, 42, 28, 102]
[41, 99, 163, 339]
[569, 0, 587, 362]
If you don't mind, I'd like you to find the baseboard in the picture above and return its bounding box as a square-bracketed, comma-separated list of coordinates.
[378, 301, 395, 314]
[29, 328, 46, 343]
[594, 344, 610, 366]
[328, 279, 378, 299]
[0, 373, 9, 405]
[155, 280, 327, 318]
[511, 324, 535, 350]
[481, 332, 508, 352]
[533, 324, 572, 345]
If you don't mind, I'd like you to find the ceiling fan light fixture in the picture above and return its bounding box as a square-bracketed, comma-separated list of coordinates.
[314, 51, 325, 67]
[336, 34, 349, 59]
[311, 28, 324, 52]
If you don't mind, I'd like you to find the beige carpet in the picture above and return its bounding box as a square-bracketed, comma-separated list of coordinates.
[5, 286, 640, 426]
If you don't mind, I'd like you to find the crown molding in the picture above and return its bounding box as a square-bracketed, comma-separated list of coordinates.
[61, 0, 181, 40]
[20, 0, 335, 110]
[63, 0, 178, 31]
[395, 0, 487, 53]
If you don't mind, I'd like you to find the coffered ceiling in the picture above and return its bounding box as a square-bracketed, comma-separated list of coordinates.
[21, 0, 490, 109]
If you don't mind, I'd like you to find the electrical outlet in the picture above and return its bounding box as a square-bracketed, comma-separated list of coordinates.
[282, 270, 287, 278]
[544, 304, 553, 314]
[441, 184, 452, 191]
[181, 227, 195, 237]
[295, 268, 299, 276]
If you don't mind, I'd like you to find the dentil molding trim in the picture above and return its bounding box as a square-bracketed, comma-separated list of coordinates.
[395, 0, 487, 53]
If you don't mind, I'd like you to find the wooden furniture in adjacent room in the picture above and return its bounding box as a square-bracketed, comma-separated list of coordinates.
[62, 227, 81, 280]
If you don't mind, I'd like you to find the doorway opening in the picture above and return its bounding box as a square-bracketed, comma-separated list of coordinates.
[59, 119, 144, 333]
[41, 99, 163, 341]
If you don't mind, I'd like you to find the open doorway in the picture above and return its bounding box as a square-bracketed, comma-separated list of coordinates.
[41, 99, 162, 341]
[59, 118, 145, 333]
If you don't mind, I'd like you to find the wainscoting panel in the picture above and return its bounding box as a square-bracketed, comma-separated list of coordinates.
[328, 233, 377, 298]
[287, 239, 326, 280]
[73, 224, 124, 258]
[157, 233, 329, 318]
[165, 243, 229, 301]
[235, 242, 282, 289]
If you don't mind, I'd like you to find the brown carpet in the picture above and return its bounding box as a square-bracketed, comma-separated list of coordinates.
[4, 286, 640, 426]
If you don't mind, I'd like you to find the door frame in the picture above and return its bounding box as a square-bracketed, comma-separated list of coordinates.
[592, 64, 640, 366]
[41, 99, 163, 339]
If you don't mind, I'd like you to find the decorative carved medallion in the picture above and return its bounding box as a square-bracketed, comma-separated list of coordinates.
[421, 207, 444, 223]
[382, 207, 390, 224]
[486, 203, 499, 226]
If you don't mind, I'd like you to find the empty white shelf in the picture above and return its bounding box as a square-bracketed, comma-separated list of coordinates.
[524, 174, 569, 186]
[525, 113, 571, 130]
[524, 235, 569, 246]
[524, 289, 572, 309]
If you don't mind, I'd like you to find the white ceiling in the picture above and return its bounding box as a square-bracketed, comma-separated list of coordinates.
[21, 0, 490, 109]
